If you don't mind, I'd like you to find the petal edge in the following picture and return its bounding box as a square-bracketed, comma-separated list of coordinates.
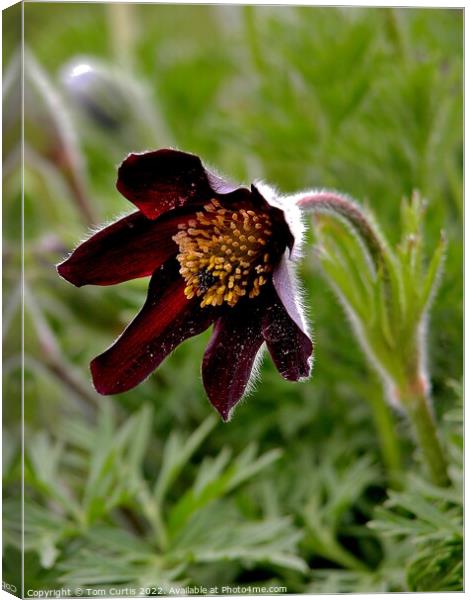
[117, 149, 213, 220]
[202, 307, 264, 421]
[57, 210, 190, 287]
[91, 259, 216, 394]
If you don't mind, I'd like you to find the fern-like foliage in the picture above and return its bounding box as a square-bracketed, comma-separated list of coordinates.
[4, 403, 306, 592]
[368, 388, 463, 591]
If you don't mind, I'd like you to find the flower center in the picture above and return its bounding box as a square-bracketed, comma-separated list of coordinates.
[173, 199, 274, 308]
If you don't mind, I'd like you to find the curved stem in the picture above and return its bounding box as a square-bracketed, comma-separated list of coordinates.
[298, 190, 450, 487]
[299, 190, 403, 486]
[297, 190, 386, 270]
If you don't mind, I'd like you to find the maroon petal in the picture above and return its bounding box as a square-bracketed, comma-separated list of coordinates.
[202, 307, 264, 421]
[262, 286, 313, 381]
[272, 251, 308, 334]
[91, 259, 216, 395]
[57, 210, 191, 287]
[117, 148, 243, 220]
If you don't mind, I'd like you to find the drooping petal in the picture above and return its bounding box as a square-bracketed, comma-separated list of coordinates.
[266, 253, 313, 380]
[262, 286, 313, 381]
[272, 251, 309, 335]
[202, 306, 264, 421]
[91, 259, 216, 395]
[57, 210, 191, 287]
[116, 148, 243, 220]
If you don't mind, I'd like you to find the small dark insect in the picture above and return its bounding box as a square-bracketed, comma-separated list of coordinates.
[198, 270, 218, 293]
[57, 148, 312, 420]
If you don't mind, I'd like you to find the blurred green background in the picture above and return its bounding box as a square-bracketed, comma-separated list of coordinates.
[3, 3, 463, 594]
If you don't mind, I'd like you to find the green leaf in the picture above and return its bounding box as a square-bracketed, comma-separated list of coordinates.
[167, 445, 281, 535]
[153, 414, 218, 504]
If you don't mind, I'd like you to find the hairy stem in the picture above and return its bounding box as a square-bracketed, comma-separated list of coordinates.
[399, 381, 450, 487]
[297, 191, 386, 271]
[299, 190, 449, 487]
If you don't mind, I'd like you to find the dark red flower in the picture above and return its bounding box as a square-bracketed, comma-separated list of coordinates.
[57, 149, 313, 420]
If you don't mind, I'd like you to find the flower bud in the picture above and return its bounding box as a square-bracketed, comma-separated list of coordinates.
[60, 57, 161, 150]
[61, 59, 129, 132]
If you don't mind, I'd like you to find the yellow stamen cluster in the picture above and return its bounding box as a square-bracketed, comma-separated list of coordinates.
[173, 199, 273, 308]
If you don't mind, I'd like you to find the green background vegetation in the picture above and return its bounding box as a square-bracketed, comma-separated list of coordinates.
[3, 3, 462, 594]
